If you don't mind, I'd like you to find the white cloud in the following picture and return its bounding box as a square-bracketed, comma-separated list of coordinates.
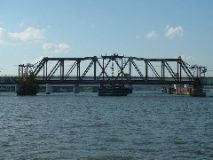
[146, 31, 158, 40]
[0, 28, 7, 39]
[0, 27, 9, 45]
[0, 26, 71, 59]
[42, 42, 71, 54]
[165, 25, 184, 39]
[0, 27, 45, 46]
[9, 27, 45, 42]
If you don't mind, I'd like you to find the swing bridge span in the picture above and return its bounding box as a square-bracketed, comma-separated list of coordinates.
[17, 54, 206, 86]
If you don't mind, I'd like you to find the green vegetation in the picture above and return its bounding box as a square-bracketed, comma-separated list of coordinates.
[17, 71, 39, 96]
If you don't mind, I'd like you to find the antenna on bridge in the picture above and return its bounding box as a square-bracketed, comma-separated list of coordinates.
[190, 65, 207, 78]
[18, 63, 35, 77]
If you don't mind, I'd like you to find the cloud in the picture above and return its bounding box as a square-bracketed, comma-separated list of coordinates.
[42, 42, 71, 54]
[1, 26, 71, 58]
[0, 27, 45, 46]
[0, 29, 5, 45]
[165, 25, 184, 39]
[146, 31, 158, 40]
[9, 27, 45, 42]
[0, 27, 10, 45]
[0, 28, 7, 39]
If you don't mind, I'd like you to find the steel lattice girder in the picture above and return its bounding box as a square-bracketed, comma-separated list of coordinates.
[18, 55, 199, 85]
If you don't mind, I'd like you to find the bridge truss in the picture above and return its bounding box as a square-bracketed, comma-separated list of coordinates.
[18, 54, 203, 85]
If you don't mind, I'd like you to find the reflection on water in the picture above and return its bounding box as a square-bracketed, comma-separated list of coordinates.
[0, 92, 213, 159]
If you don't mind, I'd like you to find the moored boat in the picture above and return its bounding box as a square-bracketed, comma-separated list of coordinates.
[98, 83, 132, 96]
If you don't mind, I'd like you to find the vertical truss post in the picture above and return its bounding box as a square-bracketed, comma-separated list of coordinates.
[129, 58, 132, 79]
[21, 65, 24, 77]
[179, 60, 182, 82]
[198, 67, 201, 78]
[102, 58, 105, 81]
[161, 61, 165, 80]
[77, 59, 81, 81]
[18, 65, 24, 78]
[43, 65, 45, 81]
[60, 59, 64, 80]
[18, 65, 20, 77]
[145, 60, 148, 81]
[178, 57, 182, 82]
[43, 61, 47, 81]
[177, 60, 179, 81]
[93, 56, 97, 81]
[45, 61, 48, 81]
[121, 58, 123, 78]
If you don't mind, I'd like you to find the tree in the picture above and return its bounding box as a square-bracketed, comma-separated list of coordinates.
[17, 71, 39, 96]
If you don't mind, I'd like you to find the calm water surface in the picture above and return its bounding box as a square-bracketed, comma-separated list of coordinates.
[0, 92, 213, 160]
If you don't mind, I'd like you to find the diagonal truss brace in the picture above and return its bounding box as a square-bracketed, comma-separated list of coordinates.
[146, 61, 161, 79]
[131, 60, 144, 79]
[64, 61, 77, 80]
[114, 59, 131, 80]
[181, 60, 194, 80]
[81, 60, 94, 79]
[33, 58, 47, 76]
[47, 61, 61, 80]
[164, 61, 178, 80]
[97, 59, 110, 79]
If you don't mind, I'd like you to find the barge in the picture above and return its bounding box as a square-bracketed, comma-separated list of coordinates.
[98, 83, 132, 96]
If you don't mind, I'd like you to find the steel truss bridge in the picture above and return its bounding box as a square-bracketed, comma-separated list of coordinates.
[18, 54, 205, 85]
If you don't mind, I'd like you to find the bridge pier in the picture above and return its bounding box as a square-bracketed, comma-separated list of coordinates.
[46, 83, 53, 94]
[166, 79, 206, 97]
[73, 84, 80, 93]
[14, 84, 17, 93]
[9, 85, 13, 92]
[192, 79, 206, 97]
[98, 82, 132, 96]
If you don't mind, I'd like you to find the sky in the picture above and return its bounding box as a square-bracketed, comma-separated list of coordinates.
[0, 0, 213, 75]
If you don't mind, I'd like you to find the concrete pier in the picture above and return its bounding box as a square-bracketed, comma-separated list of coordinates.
[170, 79, 206, 97]
[46, 83, 53, 94]
[73, 84, 79, 93]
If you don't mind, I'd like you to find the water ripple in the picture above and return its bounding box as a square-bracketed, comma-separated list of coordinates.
[0, 94, 213, 159]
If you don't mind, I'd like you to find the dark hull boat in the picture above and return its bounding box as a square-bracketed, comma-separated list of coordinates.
[98, 83, 132, 96]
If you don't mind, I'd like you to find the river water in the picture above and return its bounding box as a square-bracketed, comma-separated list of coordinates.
[0, 92, 213, 160]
